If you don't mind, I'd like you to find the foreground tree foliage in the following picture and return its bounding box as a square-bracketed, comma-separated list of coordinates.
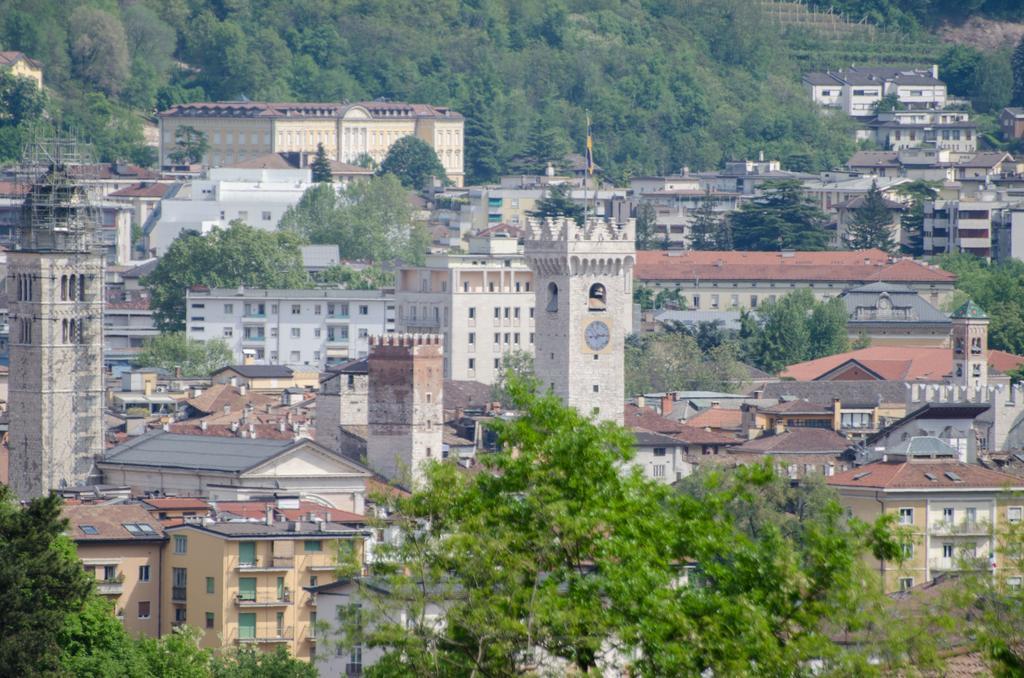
[340, 379, 912, 676]
[143, 222, 309, 332]
[280, 177, 429, 266]
[938, 253, 1024, 354]
[134, 332, 234, 377]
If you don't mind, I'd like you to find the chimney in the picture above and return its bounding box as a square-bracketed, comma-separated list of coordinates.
[230, 421, 239, 432]
[223, 404, 231, 415]
[143, 380, 153, 396]
[636, 395, 646, 410]
[279, 421, 286, 433]
[265, 506, 274, 526]
[931, 64, 938, 79]
[661, 394, 673, 416]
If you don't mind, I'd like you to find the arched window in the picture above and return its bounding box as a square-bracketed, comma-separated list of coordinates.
[546, 282, 558, 313]
[68, 275, 76, 301]
[588, 283, 607, 311]
[62, 319, 68, 343]
[79, 275, 85, 301]
[61, 275, 68, 301]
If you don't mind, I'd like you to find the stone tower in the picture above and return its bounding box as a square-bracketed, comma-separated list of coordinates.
[8, 151, 105, 498]
[524, 216, 635, 425]
[366, 335, 443, 487]
[951, 300, 989, 392]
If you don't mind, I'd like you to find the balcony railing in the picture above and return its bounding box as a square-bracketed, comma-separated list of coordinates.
[235, 626, 293, 644]
[233, 556, 293, 571]
[234, 591, 292, 606]
[97, 580, 124, 595]
[172, 586, 187, 602]
[930, 520, 990, 536]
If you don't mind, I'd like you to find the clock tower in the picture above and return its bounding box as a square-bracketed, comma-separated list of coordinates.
[525, 216, 635, 425]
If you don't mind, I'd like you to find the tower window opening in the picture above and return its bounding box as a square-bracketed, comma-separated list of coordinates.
[971, 337, 982, 355]
[546, 282, 558, 313]
[68, 275, 77, 301]
[61, 275, 68, 301]
[79, 275, 85, 302]
[588, 283, 607, 311]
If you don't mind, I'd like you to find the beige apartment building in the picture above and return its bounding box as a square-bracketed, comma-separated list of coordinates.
[828, 441, 1024, 594]
[64, 503, 166, 638]
[0, 51, 43, 89]
[157, 101, 464, 185]
[162, 517, 370, 661]
[395, 227, 535, 385]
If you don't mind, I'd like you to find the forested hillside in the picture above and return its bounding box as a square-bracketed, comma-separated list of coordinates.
[0, 0, 860, 181]
[806, 0, 1024, 31]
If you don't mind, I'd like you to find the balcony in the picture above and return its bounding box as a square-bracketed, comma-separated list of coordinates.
[233, 556, 293, 572]
[930, 556, 986, 572]
[241, 335, 266, 344]
[236, 626, 293, 644]
[930, 520, 990, 536]
[172, 586, 187, 602]
[306, 593, 317, 606]
[234, 591, 292, 607]
[97, 580, 124, 596]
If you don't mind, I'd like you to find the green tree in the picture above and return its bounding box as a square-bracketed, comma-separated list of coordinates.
[143, 222, 309, 331]
[0, 486, 95, 675]
[626, 331, 745, 395]
[463, 90, 504, 185]
[68, 6, 130, 97]
[134, 332, 234, 377]
[938, 254, 1024, 354]
[1014, 36, 1024, 107]
[528, 183, 583, 224]
[378, 135, 447, 190]
[59, 596, 150, 676]
[211, 646, 316, 677]
[491, 350, 535, 407]
[136, 626, 213, 678]
[633, 286, 655, 311]
[873, 93, 903, 113]
[316, 265, 393, 289]
[729, 179, 830, 251]
[349, 381, 904, 675]
[635, 202, 662, 251]
[688, 189, 720, 250]
[895, 179, 938, 257]
[847, 180, 897, 253]
[809, 296, 851, 359]
[280, 176, 429, 265]
[743, 289, 848, 373]
[507, 115, 570, 175]
[168, 126, 209, 165]
[311, 142, 332, 183]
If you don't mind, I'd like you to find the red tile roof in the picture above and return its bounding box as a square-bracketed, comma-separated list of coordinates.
[781, 346, 1024, 381]
[624, 404, 685, 435]
[673, 426, 740, 445]
[108, 182, 172, 198]
[63, 503, 165, 541]
[684, 406, 743, 431]
[635, 250, 955, 284]
[989, 350, 1024, 375]
[730, 428, 849, 454]
[828, 460, 1024, 490]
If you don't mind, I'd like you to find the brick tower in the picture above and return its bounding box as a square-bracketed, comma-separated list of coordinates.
[8, 142, 105, 498]
[366, 334, 443, 486]
[524, 216, 635, 425]
[951, 299, 989, 393]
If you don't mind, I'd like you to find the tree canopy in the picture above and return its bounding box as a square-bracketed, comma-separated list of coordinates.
[311, 142, 332, 183]
[378, 136, 447, 190]
[528, 183, 583, 223]
[741, 289, 850, 374]
[938, 253, 1024, 355]
[134, 332, 234, 378]
[143, 222, 309, 332]
[280, 177, 429, 266]
[729, 180, 831, 251]
[846, 180, 897, 253]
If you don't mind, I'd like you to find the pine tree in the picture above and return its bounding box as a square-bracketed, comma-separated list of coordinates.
[846, 181, 896, 253]
[463, 93, 503, 185]
[529, 183, 583, 224]
[689, 189, 720, 250]
[311, 142, 332, 183]
[507, 116, 569, 175]
[635, 202, 661, 250]
[1013, 36, 1024, 107]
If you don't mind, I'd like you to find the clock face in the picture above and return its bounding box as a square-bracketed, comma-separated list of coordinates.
[585, 320, 610, 351]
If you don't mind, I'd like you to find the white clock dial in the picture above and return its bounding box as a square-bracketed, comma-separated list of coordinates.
[585, 320, 610, 351]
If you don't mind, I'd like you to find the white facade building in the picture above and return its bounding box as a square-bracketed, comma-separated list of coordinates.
[185, 287, 395, 370]
[395, 232, 535, 385]
[144, 167, 313, 256]
[804, 66, 947, 117]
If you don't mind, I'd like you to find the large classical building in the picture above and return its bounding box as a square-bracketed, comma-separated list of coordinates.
[157, 101, 464, 186]
[395, 227, 535, 385]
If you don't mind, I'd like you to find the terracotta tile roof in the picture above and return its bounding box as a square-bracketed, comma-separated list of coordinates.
[68, 163, 159, 181]
[989, 349, 1024, 375]
[828, 460, 1024, 490]
[0, 51, 42, 69]
[730, 428, 849, 454]
[781, 346, 952, 381]
[624, 404, 685, 435]
[141, 497, 211, 511]
[444, 379, 493, 412]
[0, 181, 29, 197]
[673, 426, 739, 445]
[684, 406, 743, 430]
[635, 250, 955, 284]
[211, 499, 365, 523]
[186, 383, 279, 416]
[108, 181, 172, 198]
[63, 503, 165, 541]
[475, 223, 524, 239]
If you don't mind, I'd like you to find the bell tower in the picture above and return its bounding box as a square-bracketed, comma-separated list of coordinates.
[525, 216, 635, 425]
[951, 300, 988, 392]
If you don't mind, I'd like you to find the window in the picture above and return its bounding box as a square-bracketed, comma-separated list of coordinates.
[262, 211, 272, 221]
[898, 508, 913, 526]
[291, 327, 301, 338]
[80, 525, 98, 535]
[494, 358, 500, 369]
[138, 601, 151, 619]
[899, 577, 914, 592]
[966, 507, 977, 525]
[943, 507, 954, 523]
[303, 540, 323, 552]
[468, 307, 476, 319]
[104, 565, 118, 581]
[468, 332, 475, 345]
[239, 577, 257, 601]
[751, 295, 758, 308]
[223, 327, 233, 338]
[901, 542, 913, 558]
[206, 577, 215, 594]
[588, 283, 607, 311]
[652, 465, 666, 478]
[174, 607, 187, 624]
[593, 384, 600, 393]
[310, 576, 318, 587]
[174, 535, 188, 554]
[238, 613, 256, 640]
[239, 541, 256, 566]
[224, 303, 233, 314]
[692, 295, 700, 309]
[359, 305, 369, 315]
[139, 565, 150, 582]
[314, 328, 321, 338]
[653, 447, 667, 457]
[205, 612, 215, 629]
[546, 283, 558, 312]
[943, 543, 954, 558]
[291, 304, 301, 315]
[314, 304, 321, 315]
[358, 328, 368, 339]
[468, 358, 476, 370]
[1009, 507, 1023, 524]
[237, 210, 248, 220]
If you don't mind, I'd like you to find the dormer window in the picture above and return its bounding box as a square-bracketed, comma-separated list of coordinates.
[588, 283, 607, 311]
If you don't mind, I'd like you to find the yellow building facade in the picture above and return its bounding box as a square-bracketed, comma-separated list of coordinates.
[829, 456, 1024, 593]
[162, 519, 368, 661]
[0, 51, 43, 89]
[158, 101, 464, 186]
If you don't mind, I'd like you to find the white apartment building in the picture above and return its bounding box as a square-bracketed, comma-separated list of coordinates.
[866, 110, 977, 158]
[143, 166, 313, 256]
[395, 232, 534, 385]
[185, 287, 395, 369]
[924, 195, 1006, 259]
[804, 66, 946, 117]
